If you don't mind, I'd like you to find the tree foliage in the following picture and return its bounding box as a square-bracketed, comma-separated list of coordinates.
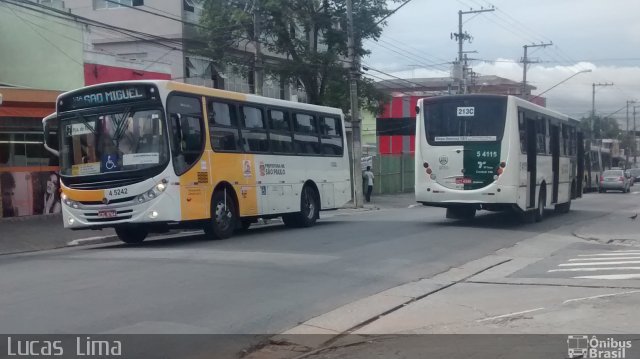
[197, 0, 397, 114]
[579, 115, 621, 140]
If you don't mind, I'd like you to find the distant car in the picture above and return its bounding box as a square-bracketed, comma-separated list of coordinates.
[626, 170, 635, 186]
[599, 169, 631, 193]
[629, 168, 640, 184]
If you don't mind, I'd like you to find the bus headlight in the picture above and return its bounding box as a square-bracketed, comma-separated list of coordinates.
[136, 180, 168, 204]
[61, 193, 80, 208]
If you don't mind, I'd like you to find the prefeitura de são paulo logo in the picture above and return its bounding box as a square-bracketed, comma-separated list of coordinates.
[568, 335, 632, 358]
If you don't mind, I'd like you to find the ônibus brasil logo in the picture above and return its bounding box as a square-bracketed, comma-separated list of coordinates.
[567, 335, 632, 358]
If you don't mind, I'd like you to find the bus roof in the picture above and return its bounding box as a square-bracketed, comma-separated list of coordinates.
[57, 80, 344, 116]
[421, 94, 574, 123]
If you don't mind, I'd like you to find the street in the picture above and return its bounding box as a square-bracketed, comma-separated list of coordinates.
[1, 190, 640, 356]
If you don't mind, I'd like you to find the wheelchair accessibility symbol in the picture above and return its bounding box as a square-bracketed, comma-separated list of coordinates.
[101, 154, 120, 172]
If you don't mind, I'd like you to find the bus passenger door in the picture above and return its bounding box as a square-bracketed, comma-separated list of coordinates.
[526, 119, 537, 208]
[550, 124, 560, 204]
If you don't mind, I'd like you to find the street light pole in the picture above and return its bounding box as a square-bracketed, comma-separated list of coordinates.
[529, 69, 591, 102]
[591, 82, 614, 140]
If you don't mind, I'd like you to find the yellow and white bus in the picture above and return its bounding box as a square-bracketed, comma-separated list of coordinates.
[43, 80, 351, 243]
[415, 94, 584, 221]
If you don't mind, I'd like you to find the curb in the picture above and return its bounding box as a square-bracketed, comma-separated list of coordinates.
[66, 235, 119, 247]
[242, 256, 512, 359]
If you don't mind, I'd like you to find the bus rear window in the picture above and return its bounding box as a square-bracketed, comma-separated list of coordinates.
[424, 97, 507, 145]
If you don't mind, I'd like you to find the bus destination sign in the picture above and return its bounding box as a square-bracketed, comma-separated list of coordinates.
[59, 86, 155, 112]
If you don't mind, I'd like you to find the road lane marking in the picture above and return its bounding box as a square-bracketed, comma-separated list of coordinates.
[549, 267, 640, 272]
[578, 252, 640, 257]
[476, 308, 545, 322]
[569, 257, 640, 261]
[562, 290, 640, 304]
[574, 274, 640, 280]
[560, 260, 640, 266]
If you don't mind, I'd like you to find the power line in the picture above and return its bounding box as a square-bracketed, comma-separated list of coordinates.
[2, 3, 83, 66]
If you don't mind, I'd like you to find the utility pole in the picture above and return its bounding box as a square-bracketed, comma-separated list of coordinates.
[633, 106, 638, 167]
[626, 100, 636, 168]
[591, 82, 614, 140]
[253, 0, 263, 96]
[346, 0, 363, 208]
[521, 42, 552, 97]
[452, 7, 494, 94]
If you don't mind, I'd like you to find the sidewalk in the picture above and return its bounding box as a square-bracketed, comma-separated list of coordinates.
[340, 192, 416, 210]
[0, 214, 115, 255]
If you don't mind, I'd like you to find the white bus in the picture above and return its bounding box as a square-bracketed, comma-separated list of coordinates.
[43, 80, 351, 243]
[415, 94, 584, 221]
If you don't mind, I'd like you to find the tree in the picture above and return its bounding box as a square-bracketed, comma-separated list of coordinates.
[579, 115, 620, 139]
[197, 0, 397, 114]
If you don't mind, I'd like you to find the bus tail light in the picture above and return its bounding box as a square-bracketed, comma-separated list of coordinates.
[619, 176, 625, 182]
[600, 175, 604, 183]
[426, 167, 433, 175]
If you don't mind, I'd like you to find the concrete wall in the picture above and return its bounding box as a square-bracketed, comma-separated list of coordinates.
[65, 0, 185, 80]
[0, 2, 84, 90]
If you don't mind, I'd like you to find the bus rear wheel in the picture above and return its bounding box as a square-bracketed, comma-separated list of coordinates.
[283, 185, 319, 228]
[204, 190, 237, 240]
[535, 188, 546, 222]
[115, 225, 148, 244]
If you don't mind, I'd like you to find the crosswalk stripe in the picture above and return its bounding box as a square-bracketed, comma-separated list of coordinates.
[560, 260, 640, 266]
[574, 274, 640, 280]
[549, 267, 640, 272]
[570, 257, 640, 261]
[578, 252, 640, 257]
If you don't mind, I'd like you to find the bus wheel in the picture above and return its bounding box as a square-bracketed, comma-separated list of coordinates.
[535, 188, 546, 222]
[115, 225, 148, 244]
[555, 197, 571, 214]
[283, 185, 319, 228]
[236, 219, 252, 232]
[205, 190, 237, 239]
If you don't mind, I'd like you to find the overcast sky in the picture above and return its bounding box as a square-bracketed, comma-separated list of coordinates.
[365, 0, 640, 128]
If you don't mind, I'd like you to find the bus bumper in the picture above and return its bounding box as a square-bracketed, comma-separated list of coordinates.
[415, 182, 521, 209]
[61, 191, 181, 229]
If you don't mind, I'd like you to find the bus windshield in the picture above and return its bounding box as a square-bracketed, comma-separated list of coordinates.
[60, 108, 169, 177]
[424, 97, 507, 145]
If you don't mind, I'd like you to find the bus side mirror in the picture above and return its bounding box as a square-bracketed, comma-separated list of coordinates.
[43, 113, 60, 157]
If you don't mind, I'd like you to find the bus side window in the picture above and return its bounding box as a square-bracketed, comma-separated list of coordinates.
[293, 113, 321, 155]
[208, 100, 241, 152]
[240, 106, 269, 153]
[268, 109, 294, 154]
[320, 116, 343, 156]
[536, 118, 547, 155]
[167, 95, 204, 175]
[518, 111, 526, 154]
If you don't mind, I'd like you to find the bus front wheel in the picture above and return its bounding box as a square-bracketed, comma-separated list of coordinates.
[115, 225, 148, 244]
[204, 190, 237, 240]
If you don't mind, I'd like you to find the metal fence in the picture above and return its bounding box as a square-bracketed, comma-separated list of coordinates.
[365, 154, 415, 195]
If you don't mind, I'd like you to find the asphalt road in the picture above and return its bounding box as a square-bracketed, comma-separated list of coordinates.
[0, 191, 638, 335]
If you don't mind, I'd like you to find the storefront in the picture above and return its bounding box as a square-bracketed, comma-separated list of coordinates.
[0, 87, 61, 218]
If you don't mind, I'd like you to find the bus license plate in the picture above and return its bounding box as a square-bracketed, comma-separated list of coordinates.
[456, 178, 472, 184]
[98, 210, 117, 218]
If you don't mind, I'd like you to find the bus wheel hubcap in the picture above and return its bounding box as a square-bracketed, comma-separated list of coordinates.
[304, 189, 315, 219]
[216, 202, 231, 229]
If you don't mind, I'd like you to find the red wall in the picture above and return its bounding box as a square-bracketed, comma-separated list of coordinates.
[84, 63, 171, 85]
